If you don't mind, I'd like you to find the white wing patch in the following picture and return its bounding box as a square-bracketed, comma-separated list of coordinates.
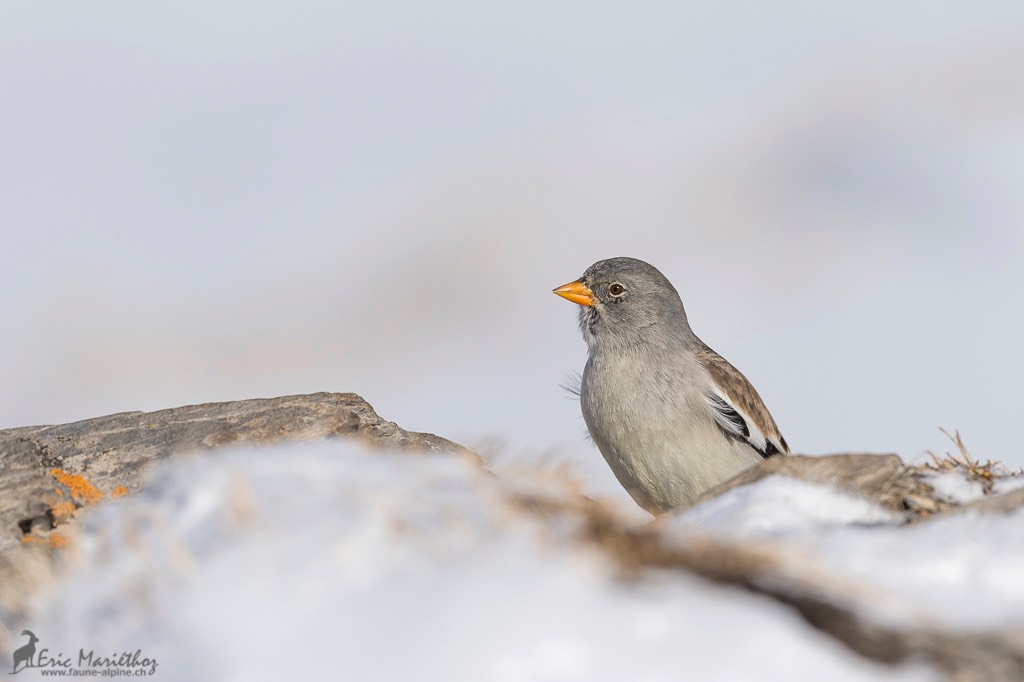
[704, 383, 774, 456]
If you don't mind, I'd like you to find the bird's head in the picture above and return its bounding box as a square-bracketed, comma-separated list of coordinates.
[553, 257, 691, 351]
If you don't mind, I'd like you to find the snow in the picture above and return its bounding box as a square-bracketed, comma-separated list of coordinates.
[670, 474, 1024, 630]
[922, 471, 987, 504]
[676, 475, 902, 535]
[23, 442, 947, 681]
[993, 475, 1024, 495]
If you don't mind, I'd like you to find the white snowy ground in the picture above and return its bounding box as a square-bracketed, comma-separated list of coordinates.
[24, 441, 1024, 681]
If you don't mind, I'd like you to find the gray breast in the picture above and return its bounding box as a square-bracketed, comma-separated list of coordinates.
[580, 350, 761, 512]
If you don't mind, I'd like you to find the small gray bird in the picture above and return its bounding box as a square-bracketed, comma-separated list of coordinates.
[554, 257, 789, 514]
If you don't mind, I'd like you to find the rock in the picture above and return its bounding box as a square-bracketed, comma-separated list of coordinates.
[0, 393, 473, 637]
[689, 453, 915, 513]
[0, 393, 472, 553]
[688, 452, 1024, 521]
[3, 395, 1024, 680]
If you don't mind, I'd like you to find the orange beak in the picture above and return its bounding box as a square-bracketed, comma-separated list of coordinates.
[553, 280, 595, 307]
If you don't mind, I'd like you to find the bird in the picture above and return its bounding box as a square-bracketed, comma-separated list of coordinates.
[553, 257, 789, 514]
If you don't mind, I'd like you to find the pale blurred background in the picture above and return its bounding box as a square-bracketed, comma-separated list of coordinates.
[2, 2, 1023, 477]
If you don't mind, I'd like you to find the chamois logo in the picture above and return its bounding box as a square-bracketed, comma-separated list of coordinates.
[6, 631, 158, 676]
[9, 630, 39, 674]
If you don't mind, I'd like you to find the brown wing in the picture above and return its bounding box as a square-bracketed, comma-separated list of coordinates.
[695, 344, 789, 458]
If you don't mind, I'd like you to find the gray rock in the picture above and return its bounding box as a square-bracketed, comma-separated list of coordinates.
[3, 395, 1023, 680]
[0, 392, 473, 635]
[0, 392, 472, 551]
[688, 453, 916, 514]
[688, 452, 1024, 522]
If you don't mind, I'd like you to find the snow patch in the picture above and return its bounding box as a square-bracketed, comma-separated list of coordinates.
[26, 442, 936, 682]
[922, 471, 987, 504]
[993, 475, 1024, 495]
[665, 474, 1024, 630]
[673, 475, 901, 536]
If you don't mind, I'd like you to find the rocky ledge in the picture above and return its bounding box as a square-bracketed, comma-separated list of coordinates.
[1, 394, 1022, 680]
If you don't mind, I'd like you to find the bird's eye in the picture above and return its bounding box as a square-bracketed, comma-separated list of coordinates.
[608, 283, 626, 297]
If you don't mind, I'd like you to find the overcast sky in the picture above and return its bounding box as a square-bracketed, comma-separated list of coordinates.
[3, 2, 1023, 476]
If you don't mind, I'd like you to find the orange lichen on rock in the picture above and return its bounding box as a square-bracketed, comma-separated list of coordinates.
[44, 469, 127, 530]
[50, 500, 76, 522]
[50, 468, 104, 504]
[19, 533, 71, 549]
[48, 533, 70, 549]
